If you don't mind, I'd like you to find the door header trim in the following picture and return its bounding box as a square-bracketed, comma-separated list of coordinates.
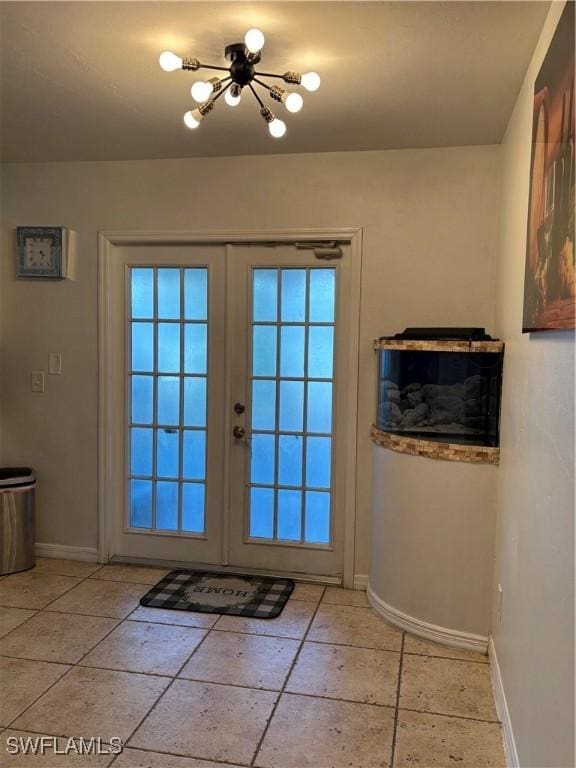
[99, 228, 361, 247]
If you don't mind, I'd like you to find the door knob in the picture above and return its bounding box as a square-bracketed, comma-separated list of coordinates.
[234, 402, 245, 415]
[232, 425, 246, 440]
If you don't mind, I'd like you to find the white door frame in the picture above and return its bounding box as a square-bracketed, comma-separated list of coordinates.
[98, 228, 363, 587]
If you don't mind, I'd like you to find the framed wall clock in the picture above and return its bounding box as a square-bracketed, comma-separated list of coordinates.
[16, 226, 70, 279]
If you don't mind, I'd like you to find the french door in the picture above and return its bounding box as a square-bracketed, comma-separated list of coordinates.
[106, 240, 353, 578]
[228, 246, 349, 575]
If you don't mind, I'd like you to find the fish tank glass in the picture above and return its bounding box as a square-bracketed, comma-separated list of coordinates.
[377, 345, 503, 447]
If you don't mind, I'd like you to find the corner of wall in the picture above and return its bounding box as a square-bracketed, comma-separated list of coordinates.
[490, 3, 575, 766]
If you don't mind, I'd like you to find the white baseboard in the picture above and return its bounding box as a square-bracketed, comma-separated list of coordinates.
[35, 543, 99, 563]
[367, 582, 489, 653]
[489, 637, 518, 767]
[353, 574, 368, 590]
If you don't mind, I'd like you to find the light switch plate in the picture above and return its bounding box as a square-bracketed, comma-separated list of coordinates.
[31, 370, 45, 392]
[48, 353, 62, 375]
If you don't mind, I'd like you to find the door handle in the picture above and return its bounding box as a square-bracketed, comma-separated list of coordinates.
[232, 425, 246, 440]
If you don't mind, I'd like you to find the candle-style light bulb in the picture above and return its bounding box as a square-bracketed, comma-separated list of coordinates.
[159, 51, 182, 72]
[268, 118, 286, 138]
[284, 92, 303, 113]
[225, 87, 242, 107]
[301, 72, 321, 92]
[191, 81, 212, 103]
[244, 28, 265, 53]
[183, 109, 202, 129]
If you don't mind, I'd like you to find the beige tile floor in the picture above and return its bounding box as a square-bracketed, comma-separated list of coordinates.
[0, 559, 506, 767]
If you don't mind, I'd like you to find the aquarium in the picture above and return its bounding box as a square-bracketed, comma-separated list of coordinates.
[376, 331, 503, 447]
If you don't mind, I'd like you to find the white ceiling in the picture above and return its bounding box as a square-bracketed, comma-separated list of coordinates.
[0, 1, 550, 162]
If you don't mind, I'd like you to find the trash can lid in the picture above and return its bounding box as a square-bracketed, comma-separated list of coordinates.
[0, 467, 35, 488]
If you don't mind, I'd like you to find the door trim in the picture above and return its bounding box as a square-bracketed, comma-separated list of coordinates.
[98, 228, 362, 587]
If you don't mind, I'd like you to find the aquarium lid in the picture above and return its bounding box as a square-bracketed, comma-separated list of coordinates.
[379, 328, 494, 341]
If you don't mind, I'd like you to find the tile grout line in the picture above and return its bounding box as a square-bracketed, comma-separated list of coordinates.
[7, 579, 485, 665]
[53, 571, 219, 752]
[114, 593, 325, 764]
[2, 581, 216, 755]
[1, 568, 180, 739]
[0, 566, 121, 732]
[112, 744, 247, 768]
[395, 706, 501, 725]
[119, 586, 307, 757]
[0, 573, 335, 744]
[1, 580, 155, 670]
[0, 646, 502, 725]
[0, 565, 106, 637]
[113, 617, 218, 759]
[389, 631, 406, 768]
[249, 586, 327, 768]
[208, 626, 401, 651]
[2, 700, 503, 755]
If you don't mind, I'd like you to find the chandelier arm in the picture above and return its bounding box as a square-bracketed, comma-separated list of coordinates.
[248, 83, 266, 109]
[252, 77, 274, 92]
[254, 71, 287, 80]
[210, 81, 233, 104]
[197, 63, 231, 73]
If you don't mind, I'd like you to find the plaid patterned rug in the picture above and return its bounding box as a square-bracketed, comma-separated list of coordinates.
[140, 570, 294, 619]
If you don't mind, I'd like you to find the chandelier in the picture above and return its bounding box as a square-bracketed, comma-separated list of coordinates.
[159, 28, 320, 138]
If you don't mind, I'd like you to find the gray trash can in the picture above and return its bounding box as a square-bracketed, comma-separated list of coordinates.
[0, 467, 36, 575]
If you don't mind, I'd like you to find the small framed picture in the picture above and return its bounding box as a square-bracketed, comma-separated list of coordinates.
[16, 226, 68, 278]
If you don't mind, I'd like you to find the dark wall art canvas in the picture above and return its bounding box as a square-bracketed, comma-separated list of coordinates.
[523, 1, 575, 332]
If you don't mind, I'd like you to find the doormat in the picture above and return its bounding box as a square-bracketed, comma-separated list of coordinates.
[140, 570, 294, 619]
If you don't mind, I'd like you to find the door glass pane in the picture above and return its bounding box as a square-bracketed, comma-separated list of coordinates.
[131, 323, 154, 372]
[278, 435, 303, 486]
[306, 437, 331, 488]
[249, 487, 274, 538]
[157, 429, 179, 478]
[247, 267, 336, 546]
[250, 434, 275, 485]
[184, 269, 207, 320]
[184, 324, 207, 374]
[280, 326, 305, 377]
[281, 269, 306, 321]
[131, 376, 153, 424]
[253, 269, 277, 322]
[279, 381, 304, 431]
[278, 490, 302, 541]
[128, 267, 208, 535]
[157, 269, 180, 319]
[251, 380, 276, 430]
[307, 382, 333, 433]
[182, 483, 205, 533]
[130, 480, 152, 528]
[308, 326, 334, 378]
[183, 377, 207, 427]
[158, 323, 180, 372]
[305, 491, 330, 544]
[157, 377, 180, 425]
[309, 269, 335, 322]
[183, 430, 206, 480]
[156, 482, 178, 530]
[131, 268, 154, 319]
[131, 428, 153, 476]
[252, 326, 277, 376]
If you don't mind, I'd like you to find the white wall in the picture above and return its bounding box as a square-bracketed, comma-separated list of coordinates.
[0, 145, 499, 577]
[491, 3, 575, 766]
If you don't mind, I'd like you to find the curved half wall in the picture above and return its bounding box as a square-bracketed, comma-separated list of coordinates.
[369, 444, 497, 648]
